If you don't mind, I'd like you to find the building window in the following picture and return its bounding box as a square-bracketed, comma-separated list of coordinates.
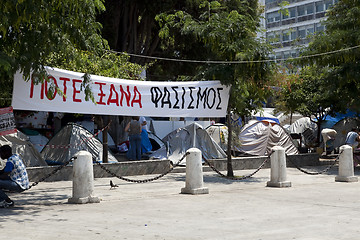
[282, 7, 296, 19]
[325, 0, 333, 10]
[298, 26, 306, 39]
[306, 25, 314, 35]
[305, 3, 314, 14]
[282, 31, 290, 42]
[315, 1, 325, 12]
[267, 11, 281, 23]
[267, 32, 281, 44]
[315, 22, 325, 32]
[298, 5, 305, 16]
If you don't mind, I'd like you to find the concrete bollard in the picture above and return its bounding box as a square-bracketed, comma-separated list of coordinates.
[267, 146, 291, 188]
[181, 148, 209, 195]
[335, 145, 358, 182]
[68, 151, 100, 204]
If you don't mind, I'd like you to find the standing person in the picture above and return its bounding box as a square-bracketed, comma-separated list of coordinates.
[139, 116, 152, 154]
[125, 116, 142, 160]
[0, 145, 29, 208]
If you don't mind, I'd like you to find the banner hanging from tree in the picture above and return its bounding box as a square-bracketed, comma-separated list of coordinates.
[12, 67, 230, 117]
[0, 107, 17, 136]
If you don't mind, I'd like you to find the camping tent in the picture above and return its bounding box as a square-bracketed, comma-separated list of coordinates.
[41, 123, 118, 164]
[0, 131, 47, 167]
[236, 120, 299, 156]
[289, 117, 317, 147]
[149, 123, 226, 164]
[205, 124, 228, 152]
[251, 110, 280, 124]
[332, 117, 360, 149]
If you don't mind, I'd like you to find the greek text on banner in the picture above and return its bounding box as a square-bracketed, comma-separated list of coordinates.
[12, 67, 230, 117]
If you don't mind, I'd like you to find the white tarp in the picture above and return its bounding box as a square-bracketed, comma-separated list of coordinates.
[237, 120, 299, 156]
[12, 67, 230, 118]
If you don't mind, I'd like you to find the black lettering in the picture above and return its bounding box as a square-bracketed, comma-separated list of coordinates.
[150, 87, 163, 108]
[172, 86, 180, 109]
[161, 87, 172, 108]
[196, 87, 208, 109]
[181, 87, 186, 109]
[216, 87, 223, 110]
[187, 87, 195, 109]
[206, 88, 216, 109]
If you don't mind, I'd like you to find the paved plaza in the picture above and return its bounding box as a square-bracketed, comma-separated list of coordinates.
[2, 165, 360, 240]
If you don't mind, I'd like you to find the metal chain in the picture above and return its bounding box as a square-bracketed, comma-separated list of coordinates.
[286, 152, 341, 175]
[28, 157, 75, 189]
[95, 152, 190, 183]
[203, 154, 271, 181]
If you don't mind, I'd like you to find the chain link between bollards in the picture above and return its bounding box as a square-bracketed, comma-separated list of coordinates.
[28, 157, 75, 189]
[203, 152, 273, 181]
[95, 152, 190, 183]
[286, 152, 341, 175]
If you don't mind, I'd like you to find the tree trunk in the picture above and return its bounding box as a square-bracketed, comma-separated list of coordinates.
[226, 109, 234, 177]
[102, 115, 109, 163]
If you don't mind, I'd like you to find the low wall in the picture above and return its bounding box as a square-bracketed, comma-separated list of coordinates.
[204, 153, 320, 171]
[27, 159, 171, 182]
[27, 153, 321, 182]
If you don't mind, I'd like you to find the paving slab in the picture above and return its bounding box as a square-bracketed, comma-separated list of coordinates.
[1, 165, 360, 240]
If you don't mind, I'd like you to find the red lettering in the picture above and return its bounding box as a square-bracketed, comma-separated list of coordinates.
[107, 84, 119, 106]
[59, 77, 70, 102]
[120, 85, 131, 107]
[131, 86, 142, 108]
[95, 82, 106, 105]
[41, 82, 45, 99]
[30, 74, 35, 98]
[72, 79, 82, 103]
[45, 76, 58, 100]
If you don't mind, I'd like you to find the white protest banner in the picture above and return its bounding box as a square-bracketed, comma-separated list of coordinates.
[0, 107, 17, 136]
[12, 67, 230, 117]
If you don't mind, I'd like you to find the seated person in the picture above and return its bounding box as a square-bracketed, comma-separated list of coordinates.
[0, 145, 29, 208]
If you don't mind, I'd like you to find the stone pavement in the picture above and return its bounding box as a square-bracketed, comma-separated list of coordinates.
[2, 165, 360, 240]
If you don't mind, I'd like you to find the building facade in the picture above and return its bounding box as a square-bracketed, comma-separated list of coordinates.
[262, 0, 338, 59]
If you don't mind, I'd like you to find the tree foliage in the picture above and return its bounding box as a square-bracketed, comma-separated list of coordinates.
[0, 0, 144, 107]
[298, 0, 360, 112]
[154, 0, 274, 116]
[278, 65, 344, 144]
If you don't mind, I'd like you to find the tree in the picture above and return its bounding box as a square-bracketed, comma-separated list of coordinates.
[0, 0, 108, 106]
[298, 0, 360, 112]
[279, 65, 344, 145]
[0, 1, 145, 162]
[155, 0, 274, 175]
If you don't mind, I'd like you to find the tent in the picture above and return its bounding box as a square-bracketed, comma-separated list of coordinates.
[41, 123, 118, 164]
[332, 117, 360, 149]
[0, 130, 47, 167]
[205, 124, 228, 152]
[289, 117, 317, 147]
[252, 110, 280, 124]
[236, 120, 299, 156]
[149, 123, 226, 164]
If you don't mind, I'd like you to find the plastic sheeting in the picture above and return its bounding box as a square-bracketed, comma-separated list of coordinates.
[0, 131, 47, 167]
[41, 123, 118, 164]
[149, 123, 226, 164]
[237, 120, 299, 156]
[332, 118, 360, 149]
